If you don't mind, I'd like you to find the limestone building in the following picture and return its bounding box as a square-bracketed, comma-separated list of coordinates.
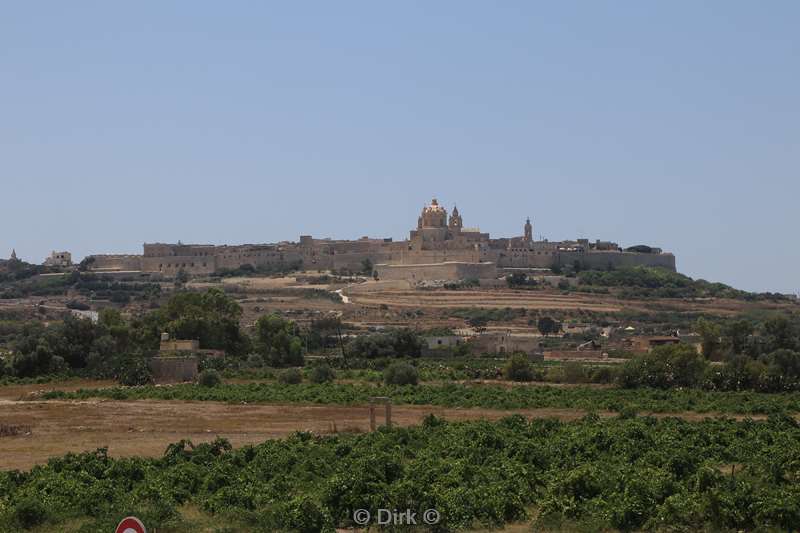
[44, 251, 72, 267]
[87, 198, 676, 279]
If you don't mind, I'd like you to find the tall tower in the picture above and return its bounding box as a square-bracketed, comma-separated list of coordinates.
[449, 205, 463, 231]
[10, 249, 17, 261]
[524, 218, 533, 243]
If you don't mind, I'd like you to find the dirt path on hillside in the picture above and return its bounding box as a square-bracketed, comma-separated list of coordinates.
[0, 398, 767, 471]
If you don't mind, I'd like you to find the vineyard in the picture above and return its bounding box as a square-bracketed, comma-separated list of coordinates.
[1, 414, 799, 532]
[41, 381, 800, 415]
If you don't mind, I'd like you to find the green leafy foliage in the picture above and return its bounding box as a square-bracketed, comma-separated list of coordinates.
[450, 308, 527, 326]
[383, 362, 419, 386]
[309, 364, 336, 384]
[160, 288, 249, 355]
[117, 356, 153, 386]
[278, 367, 303, 384]
[347, 329, 424, 359]
[2, 417, 800, 531]
[578, 266, 794, 301]
[198, 369, 222, 387]
[255, 314, 305, 367]
[213, 260, 304, 278]
[44, 381, 800, 415]
[504, 354, 534, 382]
[619, 344, 708, 389]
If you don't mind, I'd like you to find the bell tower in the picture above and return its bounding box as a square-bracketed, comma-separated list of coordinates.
[449, 205, 463, 231]
[524, 217, 533, 243]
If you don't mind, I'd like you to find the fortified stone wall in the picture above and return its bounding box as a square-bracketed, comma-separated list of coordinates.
[141, 255, 216, 275]
[86, 198, 677, 278]
[375, 261, 497, 282]
[89, 255, 143, 271]
[493, 248, 559, 268]
[559, 250, 676, 271]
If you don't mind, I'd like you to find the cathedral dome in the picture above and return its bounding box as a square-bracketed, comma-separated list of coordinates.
[418, 198, 448, 228]
[423, 198, 445, 214]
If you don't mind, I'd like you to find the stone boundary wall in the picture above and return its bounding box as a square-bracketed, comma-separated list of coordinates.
[149, 357, 198, 383]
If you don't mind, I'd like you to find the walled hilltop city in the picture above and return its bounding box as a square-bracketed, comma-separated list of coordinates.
[86, 198, 675, 281]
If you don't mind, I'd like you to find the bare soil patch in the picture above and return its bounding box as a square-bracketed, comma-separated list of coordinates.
[0, 379, 115, 401]
[0, 398, 765, 471]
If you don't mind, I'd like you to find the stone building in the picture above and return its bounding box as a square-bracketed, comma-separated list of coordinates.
[87, 198, 676, 280]
[44, 251, 72, 267]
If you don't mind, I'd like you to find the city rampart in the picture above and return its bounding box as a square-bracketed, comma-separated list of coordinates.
[375, 261, 497, 282]
[86, 198, 676, 280]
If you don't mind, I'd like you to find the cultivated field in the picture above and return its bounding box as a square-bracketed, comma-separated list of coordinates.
[2, 271, 799, 531]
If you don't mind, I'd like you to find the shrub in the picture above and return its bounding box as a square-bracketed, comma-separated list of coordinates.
[65, 300, 90, 311]
[198, 369, 222, 387]
[562, 361, 587, 383]
[246, 353, 264, 368]
[309, 364, 335, 384]
[118, 357, 153, 386]
[618, 344, 707, 389]
[591, 365, 617, 384]
[348, 329, 424, 359]
[12, 496, 49, 528]
[505, 354, 534, 382]
[384, 362, 419, 386]
[279, 368, 303, 384]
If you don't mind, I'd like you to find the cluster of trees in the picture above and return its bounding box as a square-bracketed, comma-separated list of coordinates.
[347, 329, 424, 359]
[0, 259, 54, 284]
[578, 266, 793, 301]
[0, 285, 438, 382]
[213, 260, 304, 278]
[451, 307, 527, 330]
[694, 314, 800, 392]
[0, 288, 310, 382]
[443, 277, 479, 290]
[1, 309, 159, 380]
[1, 270, 160, 302]
[620, 321, 800, 393]
[505, 272, 538, 288]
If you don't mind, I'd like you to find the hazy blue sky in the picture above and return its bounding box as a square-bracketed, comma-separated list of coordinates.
[2, 2, 798, 293]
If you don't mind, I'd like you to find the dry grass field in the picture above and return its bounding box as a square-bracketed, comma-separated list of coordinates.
[0, 395, 608, 470]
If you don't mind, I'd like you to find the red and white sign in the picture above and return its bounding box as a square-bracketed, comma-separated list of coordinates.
[115, 516, 147, 533]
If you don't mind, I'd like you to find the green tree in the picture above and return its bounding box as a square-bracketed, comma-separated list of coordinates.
[721, 319, 754, 355]
[255, 313, 304, 366]
[160, 288, 248, 355]
[537, 316, 559, 337]
[360, 258, 374, 276]
[504, 354, 534, 382]
[174, 268, 189, 287]
[309, 364, 336, 384]
[618, 344, 708, 389]
[762, 316, 798, 352]
[198, 369, 222, 387]
[384, 362, 418, 385]
[695, 318, 721, 359]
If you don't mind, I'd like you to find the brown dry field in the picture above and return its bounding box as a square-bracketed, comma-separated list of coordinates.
[0, 380, 764, 471]
[0, 397, 598, 470]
